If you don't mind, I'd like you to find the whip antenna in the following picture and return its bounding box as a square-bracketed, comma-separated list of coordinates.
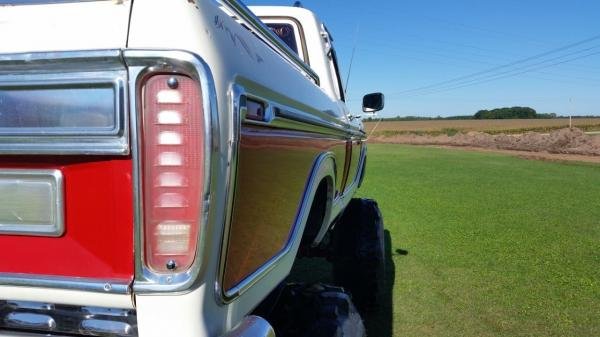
[344, 23, 360, 95]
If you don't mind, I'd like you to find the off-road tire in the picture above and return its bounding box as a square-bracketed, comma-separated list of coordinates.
[267, 283, 365, 337]
[332, 198, 385, 312]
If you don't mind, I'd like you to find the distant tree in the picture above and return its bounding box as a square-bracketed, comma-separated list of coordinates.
[473, 106, 540, 119]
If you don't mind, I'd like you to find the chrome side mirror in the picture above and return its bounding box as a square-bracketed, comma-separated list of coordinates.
[362, 92, 384, 113]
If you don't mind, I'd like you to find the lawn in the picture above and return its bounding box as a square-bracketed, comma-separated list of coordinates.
[294, 144, 600, 336]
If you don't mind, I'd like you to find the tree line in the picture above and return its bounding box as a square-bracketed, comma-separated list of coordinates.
[474, 107, 555, 119]
[363, 106, 571, 121]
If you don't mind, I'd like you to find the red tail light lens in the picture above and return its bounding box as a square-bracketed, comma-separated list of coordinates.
[141, 74, 204, 273]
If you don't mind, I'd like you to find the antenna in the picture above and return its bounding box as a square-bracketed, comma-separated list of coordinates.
[344, 23, 360, 95]
[293, 1, 302, 7]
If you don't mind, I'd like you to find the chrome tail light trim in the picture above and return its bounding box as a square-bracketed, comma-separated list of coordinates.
[124, 50, 218, 293]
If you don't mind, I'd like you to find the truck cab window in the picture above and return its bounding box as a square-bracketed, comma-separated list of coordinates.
[265, 23, 299, 55]
[262, 18, 308, 63]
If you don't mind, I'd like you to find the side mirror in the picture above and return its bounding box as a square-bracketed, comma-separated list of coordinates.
[362, 92, 384, 113]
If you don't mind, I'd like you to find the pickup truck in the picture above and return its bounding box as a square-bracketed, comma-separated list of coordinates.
[0, 1, 385, 336]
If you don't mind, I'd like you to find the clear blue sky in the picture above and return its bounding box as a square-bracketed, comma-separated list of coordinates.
[244, 0, 600, 117]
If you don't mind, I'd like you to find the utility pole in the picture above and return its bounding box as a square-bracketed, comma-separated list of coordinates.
[569, 98, 573, 129]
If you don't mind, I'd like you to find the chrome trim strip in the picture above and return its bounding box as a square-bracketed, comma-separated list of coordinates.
[0, 49, 123, 68]
[222, 315, 276, 337]
[124, 50, 218, 293]
[0, 274, 130, 294]
[239, 93, 357, 138]
[0, 169, 64, 237]
[214, 83, 243, 303]
[219, 0, 320, 85]
[0, 50, 129, 155]
[221, 152, 335, 300]
[273, 106, 359, 137]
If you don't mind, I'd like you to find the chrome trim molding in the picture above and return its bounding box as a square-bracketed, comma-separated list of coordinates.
[0, 50, 129, 155]
[213, 83, 243, 304]
[220, 152, 336, 300]
[222, 315, 275, 337]
[239, 92, 355, 138]
[0, 169, 64, 237]
[273, 106, 357, 137]
[124, 50, 218, 294]
[219, 0, 320, 85]
[0, 274, 130, 294]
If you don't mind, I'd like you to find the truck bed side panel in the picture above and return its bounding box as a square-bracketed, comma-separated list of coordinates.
[223, 126, 344, 290]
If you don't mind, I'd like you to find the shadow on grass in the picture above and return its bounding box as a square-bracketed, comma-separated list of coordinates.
[287, 230, 397, 336]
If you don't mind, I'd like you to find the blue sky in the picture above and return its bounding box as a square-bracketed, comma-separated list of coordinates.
[244, 0, 600, 117]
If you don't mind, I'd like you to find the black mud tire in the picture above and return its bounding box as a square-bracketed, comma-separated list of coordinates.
[267, 283, 365, 337]
[332, 198, 385, 312]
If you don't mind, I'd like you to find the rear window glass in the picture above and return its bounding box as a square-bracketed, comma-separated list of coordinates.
[265, 23, 299, 55]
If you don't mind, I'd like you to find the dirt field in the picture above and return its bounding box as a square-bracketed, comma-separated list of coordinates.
[364, 118, 600, 134]
[370, 127, 600, 162]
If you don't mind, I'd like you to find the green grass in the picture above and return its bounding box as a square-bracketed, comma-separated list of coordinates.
[353, 144, 600, 336]
[290, 145, 600, 336]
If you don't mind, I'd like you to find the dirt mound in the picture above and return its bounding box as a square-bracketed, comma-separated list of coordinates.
[371, 127, 600, 156]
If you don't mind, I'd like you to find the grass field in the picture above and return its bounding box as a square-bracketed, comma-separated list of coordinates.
[363, 118, 600, 136]
[292, 144, 600, 336]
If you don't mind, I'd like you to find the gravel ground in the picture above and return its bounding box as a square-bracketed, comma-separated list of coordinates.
[371, 128, 600, 158]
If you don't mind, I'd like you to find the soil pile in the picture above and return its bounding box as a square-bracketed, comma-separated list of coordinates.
[371, 128, 600, 156]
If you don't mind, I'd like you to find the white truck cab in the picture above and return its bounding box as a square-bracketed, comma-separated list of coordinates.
[250, 6, 349, 112]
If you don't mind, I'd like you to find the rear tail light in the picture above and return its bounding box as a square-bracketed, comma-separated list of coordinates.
[141, 74, 204, 273]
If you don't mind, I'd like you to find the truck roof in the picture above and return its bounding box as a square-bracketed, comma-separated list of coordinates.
[249, 5, 322, 27]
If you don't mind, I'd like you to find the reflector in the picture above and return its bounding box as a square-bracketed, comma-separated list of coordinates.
[0, 169, 64, 237]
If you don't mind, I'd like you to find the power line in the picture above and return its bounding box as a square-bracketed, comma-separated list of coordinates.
[336, 33, 600, 75]
[385, 33, 600, 98]
[399, 50, 600, 99]
[396, 44, 600, 97]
